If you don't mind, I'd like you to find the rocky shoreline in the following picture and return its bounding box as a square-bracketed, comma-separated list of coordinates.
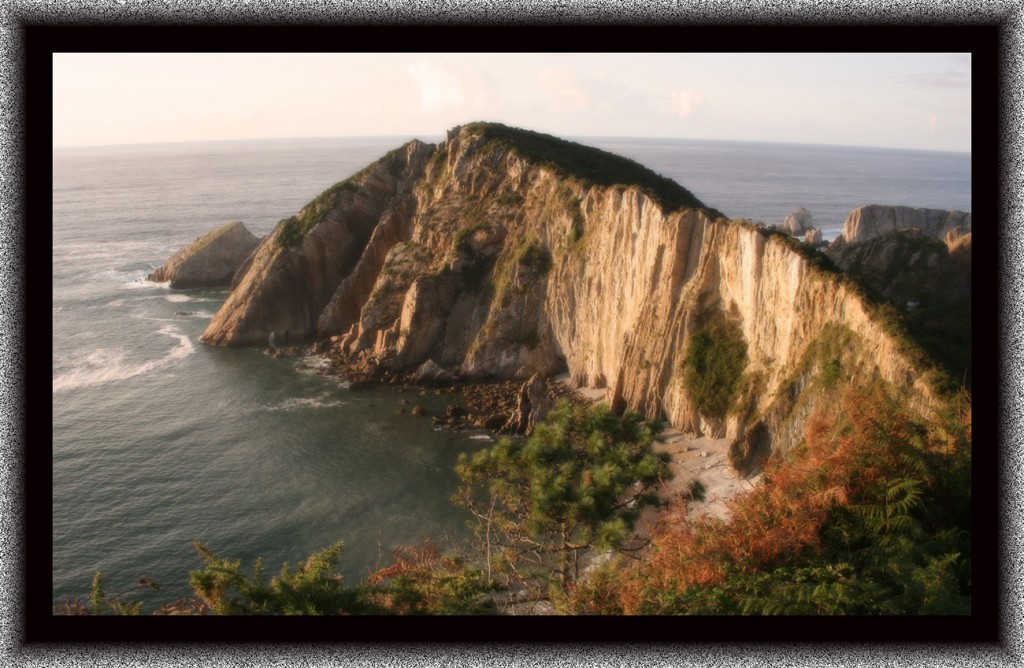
[277, 338, 751, 527]
[271, 341, 590, 437]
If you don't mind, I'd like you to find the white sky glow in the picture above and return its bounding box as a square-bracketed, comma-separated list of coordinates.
[52, 52, 972, 152]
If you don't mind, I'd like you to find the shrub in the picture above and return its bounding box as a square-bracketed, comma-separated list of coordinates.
[821, 357, 843, 388]
[682, 312, 748, 419]
[453, 401, 672, 598]
[613, 381, 971, 615]
[516, 240, 552, 274]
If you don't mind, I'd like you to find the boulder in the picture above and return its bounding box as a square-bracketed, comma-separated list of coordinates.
[149, 221, 260, 289]
[804, 227, 823, 246]
[477, 413, 509, 431]
[413, 359, 453, 385]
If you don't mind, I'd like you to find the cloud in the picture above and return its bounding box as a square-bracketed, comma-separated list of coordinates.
[670, 89, 704, 118]
[407, 60, 492, 114]
[538, 67, 591, 110]
[929, 113, 939, 131]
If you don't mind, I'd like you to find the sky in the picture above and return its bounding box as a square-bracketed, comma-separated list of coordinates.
[52, 52, 972, 153]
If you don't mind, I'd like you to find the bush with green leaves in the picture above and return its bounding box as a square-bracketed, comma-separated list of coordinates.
[54, 571, 155, 616]
[188, 540, 367, 615]
[682, 312, 748, 419]
[57, 538, 497, 616]
[453, 401, 672, 599]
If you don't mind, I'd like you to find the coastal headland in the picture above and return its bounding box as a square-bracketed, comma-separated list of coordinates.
[150, 123, 969, 480]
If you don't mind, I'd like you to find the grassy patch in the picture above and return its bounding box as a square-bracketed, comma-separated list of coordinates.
[682, 311, 748, 419]
[454, 224, 484, 253]
[556, 186, 586, 243]
[820, 357, 843, 389]
[742, 222, 965, 402]
[275, 181, 358, 248]
[515, 239, 552, 274]
[428, 146, 448, 180]
[495, 191, 523, 207]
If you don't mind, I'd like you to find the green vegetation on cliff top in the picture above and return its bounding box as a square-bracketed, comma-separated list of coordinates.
[743, 221, 969, 402]
[276, 143, 416, 248]
[462, 122, 725, 218]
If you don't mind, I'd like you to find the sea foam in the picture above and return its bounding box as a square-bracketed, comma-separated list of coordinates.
[53, 324, 195, 393]
[260, 395, 346, 412]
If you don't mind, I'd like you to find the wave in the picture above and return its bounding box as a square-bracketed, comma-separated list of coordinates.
[259, 395, 346, 412]
[295, 354, 333, 374]
[164, 293, 191, 303]
[120, 275, 160, 290]
[53, 324, 195, 393]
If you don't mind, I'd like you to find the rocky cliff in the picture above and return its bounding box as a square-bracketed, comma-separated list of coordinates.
[824, 208, 972, 394]
[829, 204, 970, 249]
[149, 221, 259, 289]
[197, 123, 958, 460]
[201, 142, 433, 346]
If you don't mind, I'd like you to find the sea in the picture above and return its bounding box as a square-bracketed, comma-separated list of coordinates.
[51, 135, 971, 610]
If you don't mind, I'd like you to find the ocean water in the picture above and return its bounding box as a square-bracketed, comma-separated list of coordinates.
[583, 137, 971, 239]
[51, 136, 971, 610]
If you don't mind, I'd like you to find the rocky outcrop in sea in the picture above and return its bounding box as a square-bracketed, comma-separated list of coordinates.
[828, 204, 970, 249]
[149, 220, 260, 289]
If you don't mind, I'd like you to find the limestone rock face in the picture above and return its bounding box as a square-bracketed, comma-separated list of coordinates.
[804, 228, 823, 246]
[782, 207, 814, 236]
[830, 204, 970, 249]
[197, 122, 952, 456]
[149, 221, 259, 289]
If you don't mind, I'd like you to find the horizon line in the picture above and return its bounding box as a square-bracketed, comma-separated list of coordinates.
[51, 133, 972, 156]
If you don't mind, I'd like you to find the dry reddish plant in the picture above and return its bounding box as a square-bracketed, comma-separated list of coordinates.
[608, 382, 952, 614]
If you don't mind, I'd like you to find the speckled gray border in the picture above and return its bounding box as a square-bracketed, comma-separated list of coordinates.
[3, 1, 1019, 666]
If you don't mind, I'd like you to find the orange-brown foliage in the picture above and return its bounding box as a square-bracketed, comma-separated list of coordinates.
[614, 382, 936, 614]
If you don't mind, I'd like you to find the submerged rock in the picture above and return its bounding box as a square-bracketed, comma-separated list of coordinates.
[149, 221, 259, 289]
